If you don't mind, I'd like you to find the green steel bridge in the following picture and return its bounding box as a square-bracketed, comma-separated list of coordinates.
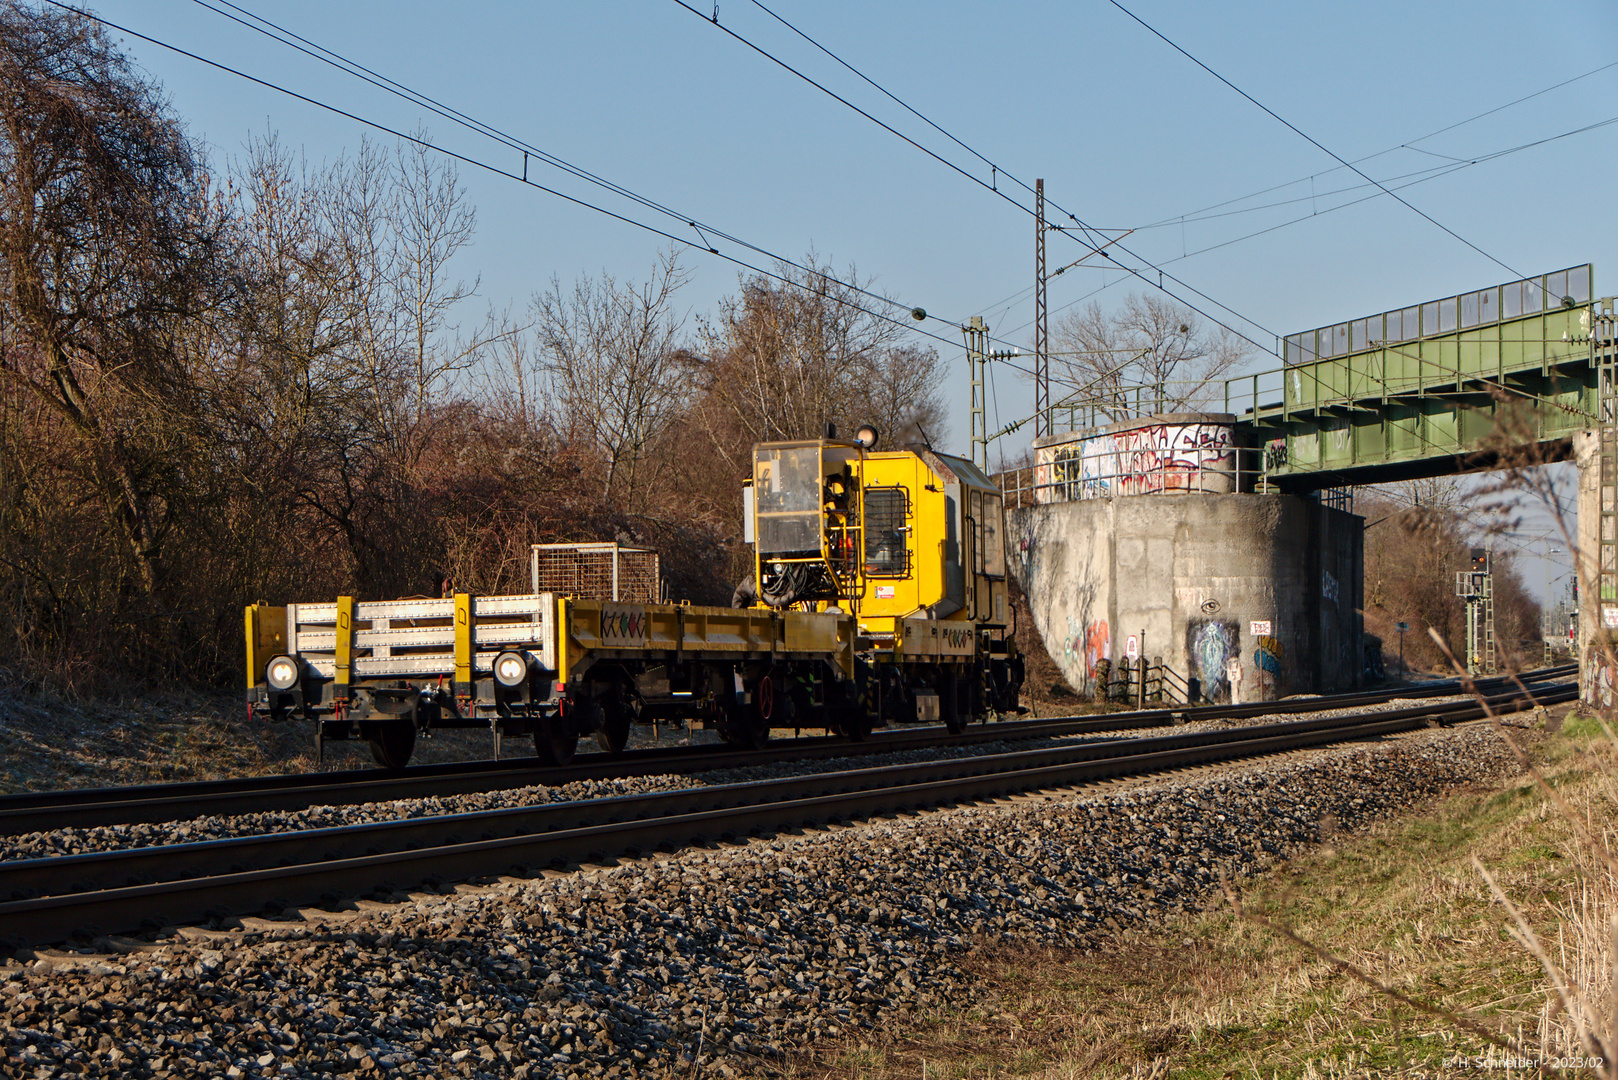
[1220, 263, 1611, 491]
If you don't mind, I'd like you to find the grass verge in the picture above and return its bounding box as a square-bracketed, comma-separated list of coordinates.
[783, 709, 1613, 1079]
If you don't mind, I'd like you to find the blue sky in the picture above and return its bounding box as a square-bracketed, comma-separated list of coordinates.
[79, 0, 1618, 598]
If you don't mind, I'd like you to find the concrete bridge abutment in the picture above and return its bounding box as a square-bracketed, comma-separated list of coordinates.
[1008, 491, 1364, 704]
[1575, 429, 1608, 704]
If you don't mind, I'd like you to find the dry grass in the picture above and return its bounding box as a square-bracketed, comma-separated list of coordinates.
[0, 683, 537, 793]
[777, 708, 1617, 1079]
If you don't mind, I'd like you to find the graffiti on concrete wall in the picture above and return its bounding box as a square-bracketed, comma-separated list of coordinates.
[1253, 634, 1283, 700]
[1186, 618, 1240, 702]
[1034, 421, 1235, 503]
[1085, 619, 1110, 689]
[1062, 616, 1112, 695]
[1587, 643, 1617, 708]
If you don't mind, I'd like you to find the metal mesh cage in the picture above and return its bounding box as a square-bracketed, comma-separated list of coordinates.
[530, 543, 662, 602]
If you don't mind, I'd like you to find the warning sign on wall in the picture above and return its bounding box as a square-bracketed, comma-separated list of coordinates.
[1125, 635, 1139, 660]
[1249, 620, 1271, 636]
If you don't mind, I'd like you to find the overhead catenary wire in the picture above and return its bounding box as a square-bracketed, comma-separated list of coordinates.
[1103, 0, 1553, 307]
[994, 41, 1616, 346]
[193, 0, 706, 228]
[994, 111, 1618, 342]
[1359, 483, 1568, 567]
[191, 0, 1169, 367]
[1140, 111, 1618, 233]
[46, 0, 990, 363]
[673, 0, 1284, 358]
[1130, 56, 1618, 233]
[183, 0, 961, 343]
[978, 63, 1618, 334]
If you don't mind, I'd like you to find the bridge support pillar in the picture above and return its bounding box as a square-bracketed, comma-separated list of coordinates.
[1576, 430, 1609, 705]
[1009, 492, 1363, 705]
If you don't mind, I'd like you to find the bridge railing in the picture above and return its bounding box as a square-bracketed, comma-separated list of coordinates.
[1222, 368, 1288, 421]
[1043, 380, 1230, 433]
[993, 447, 1266, 509]
[1219, 354, 1501, 424]
[1221, 292, 1618, 428]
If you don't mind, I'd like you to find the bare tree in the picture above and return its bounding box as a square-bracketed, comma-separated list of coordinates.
[1390, 475, 1468, 512]
[672, 253, 945, 572]
[532, 249, 693, 509]
[390, 134, 490, 454]
[474, 311, 545, 436]
[1051, 293, 1248, 418]
[0, 4, 226, 597]
[1360, 483, 1542, 672]
[858, 342, 946, 448]
[693, 253, 943, 447]
[224, 131, 494, 597]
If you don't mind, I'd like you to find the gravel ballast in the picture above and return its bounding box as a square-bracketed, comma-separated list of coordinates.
[0, 695, 1474, 863]
[1, 721, 1528, 1078]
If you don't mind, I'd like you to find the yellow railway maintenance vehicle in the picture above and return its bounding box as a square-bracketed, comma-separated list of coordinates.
[744, 425, 1021, 733]
[245, 430, 1021, 769]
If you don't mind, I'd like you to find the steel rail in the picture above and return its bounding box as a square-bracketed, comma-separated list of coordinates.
[0, 666, 1571, 836]
[0, 680, 1572, 948]
[0, 681, 1561, 899]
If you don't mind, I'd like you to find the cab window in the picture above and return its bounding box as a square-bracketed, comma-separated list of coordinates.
[755, 447, 821, 555]
[862, 487, 909, 576]
[982, 493, 1005, 577]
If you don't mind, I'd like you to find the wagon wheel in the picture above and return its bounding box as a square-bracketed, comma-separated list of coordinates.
[738, 719, 769, 750]
[367, 722, 417, 770]
[834, 676, 872, 741]
[596, 692, 634, 756]
[733, 700, 770, 751]
[715, 689, 769, 751]
[536, 702, 588, 767]
[535, 719, 579, 767]
[841, 706, 872, 742]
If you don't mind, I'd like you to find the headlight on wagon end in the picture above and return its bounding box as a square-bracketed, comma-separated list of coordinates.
[265, 654, 300, 691]
[493, 651, 530, 688]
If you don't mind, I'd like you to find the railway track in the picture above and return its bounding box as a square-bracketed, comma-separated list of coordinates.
[0, 677, 1574, 949]
[0, 665, 1572, 836]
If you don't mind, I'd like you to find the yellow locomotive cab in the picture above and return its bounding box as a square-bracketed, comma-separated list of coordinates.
[748, 435, 1010, 637]
[745, 430, 1021, 730]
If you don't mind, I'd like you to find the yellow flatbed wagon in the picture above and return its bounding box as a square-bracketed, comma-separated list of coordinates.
[247, 590, 861, 767]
